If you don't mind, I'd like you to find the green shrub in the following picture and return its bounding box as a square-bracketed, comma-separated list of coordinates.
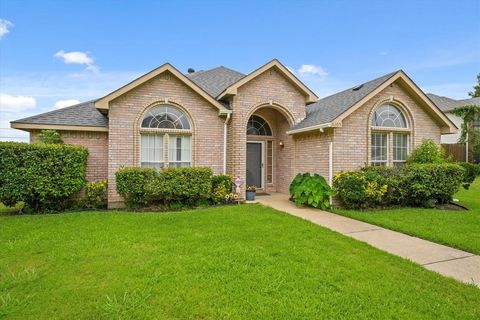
[85, 180, 108, 209]
[0, 142, 88, 212]
[212, 184, 229, 204]
[361, 166, 407, 205]
[458, 162, 480, 189]
[212, 174, 232, 193]
[333, 170, 388, 209]
[337, 163, 465, 209]
[115, 167, 156, 208]
[289, 173, 334, 209]
[148, 167, 213, 207]
[36, 129, 63, 144]
[407, 140, 450, 164]
[402, 164, 465, 207]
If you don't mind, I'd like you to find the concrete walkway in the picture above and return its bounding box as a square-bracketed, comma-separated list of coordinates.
[256, 193, 480, 287]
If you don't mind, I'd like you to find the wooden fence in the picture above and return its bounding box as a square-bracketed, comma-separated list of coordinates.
[442, 143, 466, 162]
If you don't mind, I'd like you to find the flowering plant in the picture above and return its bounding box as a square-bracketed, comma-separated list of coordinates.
[246, 185, 257, 192]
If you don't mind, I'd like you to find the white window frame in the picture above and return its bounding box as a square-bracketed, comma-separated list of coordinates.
[168, 135, 192, 168]
[140, 134, 164, 169]
[371, 132, 388, 166]
[392, 133, 409, 165]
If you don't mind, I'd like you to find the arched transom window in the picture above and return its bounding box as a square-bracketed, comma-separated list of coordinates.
[140, 104, 192, 170]
[141, 105, 190, 130]
[247, 115, 272, 136]
[372, 104, 407, 128]
[370, 103, 410, 167]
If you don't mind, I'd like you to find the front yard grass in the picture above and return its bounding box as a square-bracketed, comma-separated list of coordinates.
[1, 204, 479, 319]
[334, 178, 480, 255]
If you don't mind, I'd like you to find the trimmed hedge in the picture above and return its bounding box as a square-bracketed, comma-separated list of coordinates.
[116, 167, 156, 208]
[334, 163, 465, 209]
[116, 167, 217, 209]
[212, 174, 232, 193]
[332, 170, 388, 209]
[0, 142, 88, 212]
[148, 167, 213, 206]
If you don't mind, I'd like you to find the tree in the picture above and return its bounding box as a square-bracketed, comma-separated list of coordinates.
[469, 73, 480, 98]
[452, 105, 480, 158]
[36, 129, 64, 144]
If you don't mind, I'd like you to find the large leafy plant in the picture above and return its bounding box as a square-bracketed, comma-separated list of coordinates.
[289, 173, 334, 209]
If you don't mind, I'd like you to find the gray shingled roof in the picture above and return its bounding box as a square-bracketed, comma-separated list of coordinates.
[290, 71, 399, 131]
[187, 66, 245, 98]
[427, 93, 480, 112]
[11, 66, 246, 128]
[11, 100, 108, 127]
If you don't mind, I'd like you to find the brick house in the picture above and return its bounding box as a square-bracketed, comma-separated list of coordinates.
[11, 59, 457, 207]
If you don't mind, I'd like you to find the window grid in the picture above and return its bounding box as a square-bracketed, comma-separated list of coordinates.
[141, 105, 190, 130]
[140, 134, 164, 170]
[246, 115, 272, 136]
[372, 104, 407, 128]
[393, 133, 408, 165]
[371, 133, 388, 166]
[267, 140, 273, 183]
[168, 135, 192, 168]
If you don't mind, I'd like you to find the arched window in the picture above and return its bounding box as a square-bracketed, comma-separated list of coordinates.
[141, 105, 190, 130]
[247, 115, 272, 136]
[140, 104, 192, 170]
[370, 104, 409, 166]
[371, 104, 407, 128]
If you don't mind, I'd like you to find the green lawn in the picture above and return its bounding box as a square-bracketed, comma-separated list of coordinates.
[0, 205, 479, 319]
[334, 178, 480, 255]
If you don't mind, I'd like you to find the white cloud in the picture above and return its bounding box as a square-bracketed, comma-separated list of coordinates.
[379, 50, 388, 56]
[0, 94, 36, 112]
[54, 50, 99, 72]
[297, 64, 328, 80]
[0, 19, 13, 39]
[54, 99, 80, 109]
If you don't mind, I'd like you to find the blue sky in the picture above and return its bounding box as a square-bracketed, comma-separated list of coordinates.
[1, 0, 479, 141]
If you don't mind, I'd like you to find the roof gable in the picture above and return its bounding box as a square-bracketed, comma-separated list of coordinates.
[288, 70, 457, 134]
[94, 63, 230, 113]
[217, 59, 319, 103]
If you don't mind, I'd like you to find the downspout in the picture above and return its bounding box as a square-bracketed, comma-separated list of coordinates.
[223, 113, 231, 174]
[329, 128, 335, 207]
[466, 131, 469, 163]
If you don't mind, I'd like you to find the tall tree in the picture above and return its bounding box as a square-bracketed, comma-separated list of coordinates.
[469, 73, 480, 98]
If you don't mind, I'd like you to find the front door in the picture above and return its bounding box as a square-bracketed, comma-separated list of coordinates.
[246, 142, 263, 189]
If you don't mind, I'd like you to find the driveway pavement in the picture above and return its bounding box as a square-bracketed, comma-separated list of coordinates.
[256, 193, 480, 287]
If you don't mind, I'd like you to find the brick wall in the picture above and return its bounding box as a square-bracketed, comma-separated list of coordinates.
[333, 81, 442, 174]
[30, 130, 108, 182]
[107, 70, 225, 205]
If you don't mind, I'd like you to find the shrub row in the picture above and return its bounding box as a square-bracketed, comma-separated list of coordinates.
[289, 173, 334, 209]
[333, 163, 466, 209]
[0, 142, 88, 213]
[115, 167, 232, 209]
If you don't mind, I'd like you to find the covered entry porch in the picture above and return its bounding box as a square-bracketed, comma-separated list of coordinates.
[245, 105, 294, 193]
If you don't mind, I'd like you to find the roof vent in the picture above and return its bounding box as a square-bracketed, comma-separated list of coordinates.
[352, 84, 364, 91]
[187, 68, 195, 74]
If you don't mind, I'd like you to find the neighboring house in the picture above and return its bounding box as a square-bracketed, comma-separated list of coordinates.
[11, 59, 456, 207]
[427, 93, 480, 162]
